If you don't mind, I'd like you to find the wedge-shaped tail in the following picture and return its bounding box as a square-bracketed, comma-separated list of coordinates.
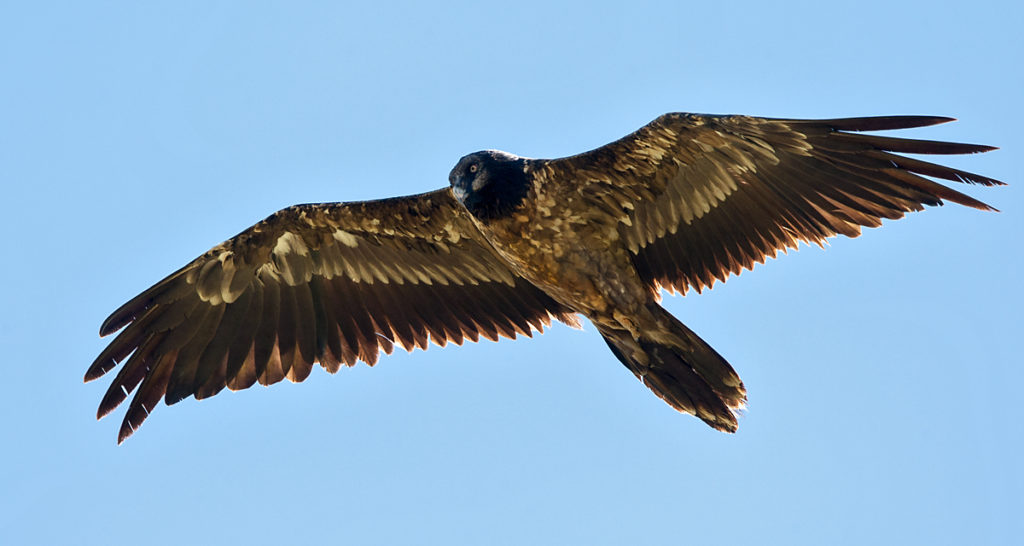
[598, 304, 746, 432]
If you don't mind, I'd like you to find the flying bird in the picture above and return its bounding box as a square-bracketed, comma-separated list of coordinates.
[86, 113, 1003, 443]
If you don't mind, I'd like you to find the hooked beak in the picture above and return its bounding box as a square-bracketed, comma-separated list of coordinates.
[452, 183, 468, 204]
[450, 171, 470, 204]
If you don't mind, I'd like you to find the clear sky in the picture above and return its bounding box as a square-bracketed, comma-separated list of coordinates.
[2, 1, 1021, 544]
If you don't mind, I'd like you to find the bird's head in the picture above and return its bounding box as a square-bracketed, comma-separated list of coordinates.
[449, 150, 530, 220]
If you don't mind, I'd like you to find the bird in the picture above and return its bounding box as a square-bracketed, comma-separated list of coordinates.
[86, 113, 1003, 443]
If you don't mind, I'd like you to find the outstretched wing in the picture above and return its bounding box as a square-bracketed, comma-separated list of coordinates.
[87, 188, 579, 443]
[549, 114, 1002, 295]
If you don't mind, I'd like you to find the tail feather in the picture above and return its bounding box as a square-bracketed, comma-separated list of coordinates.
[599, 306, 746, 432]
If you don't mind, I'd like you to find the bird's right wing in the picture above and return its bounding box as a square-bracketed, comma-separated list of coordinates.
[87, 188, 580, 443]
[547, 113, 1002, 296]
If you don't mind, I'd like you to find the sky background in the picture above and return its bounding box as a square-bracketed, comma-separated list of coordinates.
[2, 1, 1022, 544]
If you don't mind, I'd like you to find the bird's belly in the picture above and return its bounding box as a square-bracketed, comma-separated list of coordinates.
[482, 220, 647, 317]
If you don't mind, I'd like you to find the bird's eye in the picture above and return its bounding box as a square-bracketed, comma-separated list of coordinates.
[469, 164, 478, 173]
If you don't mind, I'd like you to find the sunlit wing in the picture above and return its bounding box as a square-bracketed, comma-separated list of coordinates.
[552, 114, 1003, 295]
[86, 188, 580, 443]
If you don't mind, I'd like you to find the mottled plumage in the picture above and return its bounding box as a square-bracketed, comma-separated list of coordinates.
[87, 113, 1002, 442]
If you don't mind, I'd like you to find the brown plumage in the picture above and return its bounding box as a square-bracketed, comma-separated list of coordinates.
[87, 113, 1002, 442]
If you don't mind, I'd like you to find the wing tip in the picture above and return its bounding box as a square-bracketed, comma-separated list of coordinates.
[99, 313, 130, 337]
[924, 115, 957, 126]
[84, 355, 120, 382]
[953, 143, 999, 155]
[117, 413, 144, 444]
[805, 115, 959, 132]
[96, 403, 114, 421]
[84, 366, 107, 383]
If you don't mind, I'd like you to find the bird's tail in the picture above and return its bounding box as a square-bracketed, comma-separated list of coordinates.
[598, 304, 747, 432]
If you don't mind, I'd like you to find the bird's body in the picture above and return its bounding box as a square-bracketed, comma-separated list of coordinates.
[87, 113, 1003, 442]
[450, 147, 750, 429]
[463, 158, 641, 318]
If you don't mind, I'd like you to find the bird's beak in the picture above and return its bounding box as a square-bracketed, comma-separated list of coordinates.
[450, 174, 469, 204]
[452, 183, 468, 204]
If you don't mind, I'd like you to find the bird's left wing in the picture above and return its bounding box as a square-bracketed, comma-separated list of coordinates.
[87, 188, 579, 442]
[545, 113, 1002, 295]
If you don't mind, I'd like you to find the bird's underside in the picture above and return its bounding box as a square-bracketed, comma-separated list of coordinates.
[87, 113, 1003, 443]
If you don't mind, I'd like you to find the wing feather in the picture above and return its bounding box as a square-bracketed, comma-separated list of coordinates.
[119, 350, 176, 444]
[193, 287, 245, 400]
[96, 332, 164, 419]
[225, 285, 263, 389]
[164, 303, 223, 404]
[252, 278, 281, 383]
[314, 278, 346, 372]
[286, 283, 316, 383]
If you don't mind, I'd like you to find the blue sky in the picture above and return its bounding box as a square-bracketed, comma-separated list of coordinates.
[2, 1, 1022, 544]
